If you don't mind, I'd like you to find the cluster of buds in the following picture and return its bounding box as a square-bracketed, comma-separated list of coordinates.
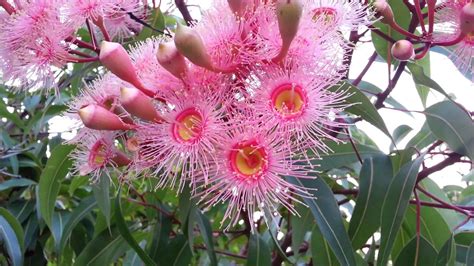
[68, 0, 375, 228]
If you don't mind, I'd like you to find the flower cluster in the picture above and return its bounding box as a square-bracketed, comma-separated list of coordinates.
[0, 0, 143, 89]
[66, 0, 375, 228]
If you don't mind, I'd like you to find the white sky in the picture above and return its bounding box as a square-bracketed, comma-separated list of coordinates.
[49, 0, 473, 188]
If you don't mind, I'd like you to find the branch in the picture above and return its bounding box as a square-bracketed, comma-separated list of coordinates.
[417, 153, 463, 182]
[175, 0, 193, 26]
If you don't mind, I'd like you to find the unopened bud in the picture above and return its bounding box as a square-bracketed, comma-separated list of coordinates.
[79, 104, 135, 131]
[174, 24, 214, 70]
[157, 42, 187, 78]
[99, 41, 155, 97]
[120, 87, 164, 122]
[273, 0, 303, 62]
[391, 40, 414, 61]
[374, 0, 394, 24]
[460, 2, 474, 35]
[111, 151, 131, 166]
[126, 137, 140, 152]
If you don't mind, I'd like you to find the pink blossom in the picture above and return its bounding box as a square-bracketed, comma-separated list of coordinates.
[134, 90, 226, 193]
[433, 0, 474, 76]
[70, 130, 131, 182]
[198, 125, 313, 230]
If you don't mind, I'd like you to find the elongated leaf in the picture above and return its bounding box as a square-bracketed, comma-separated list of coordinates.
[38, 144, 75, 228]
[330, 82, 391, 137]
[390, 125, 413, 151]
[193, 210, 217, 266]
[407, 62, 453, 101]
[317, 141, 383, 171]
[0, 208, 24, 266]
[148, 208, 172, 262]
[405, 121, 437, 151]
[437, 235, 455, 266]
[75, 228, 146, 266]
[59, 197, 98, 252]
[349, 156, 393, 249]
[311, 224, 338, 266]
[377, 155, 424, 266]
[0, 178, 36, 191]
[425, 101, 474, 160]
[287, 176, 357, 265]
[355, 80, 412, 115]
[92, 175, 111, 227]
[115, 190, 156, 266]
[161, 234, 192, 266]
[467, 243, 474, 265]
[292, 204, 313, 258]
[247, 234, 271, 266]
[394, 236, 438, 266]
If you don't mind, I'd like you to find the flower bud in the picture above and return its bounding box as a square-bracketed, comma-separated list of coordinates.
[391, 40, 414, 61]
[273, 0, 303, 62]
[157, 42, 187, 78]
[111, 151, 131, 166]
[460, 2, 474, 35]
[79, 104, 135, 130]
[99, 41, 155, 97]
[374, 0, 394, 24]
[174, 24, 214, 70]
[120, 87, 164, 122]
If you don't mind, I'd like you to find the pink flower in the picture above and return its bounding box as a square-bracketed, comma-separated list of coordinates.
[198, 124, 312, 230]
[433, 0, 474, 76]
[0, 0, 74, 89]
[70, 130, 131, 181]
[245, 62, 348, 155]
[134, 90, 226, 192]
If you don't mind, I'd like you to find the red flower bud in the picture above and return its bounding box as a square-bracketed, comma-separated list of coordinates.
[391, 40, 415, 61]
[120, 87, 164, 122]
[79, 104, 135, 131]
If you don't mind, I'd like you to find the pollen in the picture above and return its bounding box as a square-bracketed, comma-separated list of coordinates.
[270, 83, 307, 119]
[229, 140, 268, 180]
[172, 108, 203, 143]
[312, 7, 337, 24]
[88, 140, 108, 168]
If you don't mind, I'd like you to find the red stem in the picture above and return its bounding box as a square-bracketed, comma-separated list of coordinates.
[414, 43, 430, 60]
[389, 21, 420, 40]
[416, 185, 470, 215]
[68, 49, 93, 58]
[67, 56, 99, 63]
[427, 0, 436, 33]
[0, 0, 15, 14]
[414, 0, 427, 34]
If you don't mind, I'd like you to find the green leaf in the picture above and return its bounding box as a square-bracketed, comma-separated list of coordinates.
[467, 243, 474, 265]
[115, 189, 157, 266]
[38, 144, 75, 228]
[437, 235, 456, 266]
[75, 227, 146, 266]
[330, 82, 391, 138]
[286, 176, 357, 265]
[0, 178, 36, 191]
[394, 236, 438, 266]
[377, 155, 424, 266]
[59, 197, 98, 252]
[147, 208, 172, 262]
[349, 156, 393, 249]
[0, 207, 24, 266]
[292, 204, 313, 258]
[193, 210, 217, 266]
[405, 121, 437, 151]
[0, 100, 23, 128]
[311, 225, 338, 266]
[356, 80, 412, 117]
[425, 101, 474, 161]
[390, 125, 413, 151]
[247, 234, 271, 266]
[317, 141, 383, 171]
[407, 62, 453, 103]
[92, 174, 111, 227]
[161, 234, 192, 266]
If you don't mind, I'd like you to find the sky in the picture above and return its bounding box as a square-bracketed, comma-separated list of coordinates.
[50, 0, 474, 188]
